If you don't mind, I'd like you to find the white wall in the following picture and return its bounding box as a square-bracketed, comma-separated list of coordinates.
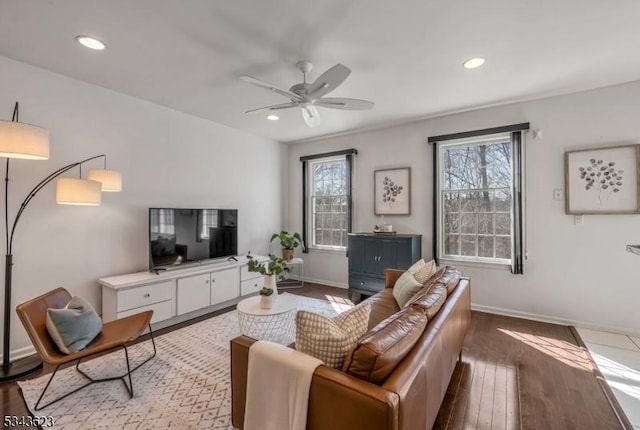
[287, 80, 640, 335]
[0, 56, 284, 358]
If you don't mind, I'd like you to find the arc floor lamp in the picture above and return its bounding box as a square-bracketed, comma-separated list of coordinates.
[0, 102, 122, 382]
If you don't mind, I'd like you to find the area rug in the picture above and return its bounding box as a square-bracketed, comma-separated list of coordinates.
[18, 293, 352, 429]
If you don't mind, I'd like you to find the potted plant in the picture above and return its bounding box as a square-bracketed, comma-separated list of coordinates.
[247, 253, 291, 309]
[270, 231, 303, 261]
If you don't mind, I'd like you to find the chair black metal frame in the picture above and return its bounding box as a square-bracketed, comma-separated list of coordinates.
[33, 325, 157, 411]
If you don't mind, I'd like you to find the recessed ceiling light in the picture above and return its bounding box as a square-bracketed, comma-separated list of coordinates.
[76, 35, 106, 50]
[463, 57, 485, 69]
[266, 114, 279, 121]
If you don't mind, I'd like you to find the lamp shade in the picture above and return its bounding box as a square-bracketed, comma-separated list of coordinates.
[0, 120, 50, 160]
[56, 178, 102, 206]
[87, 168, 122, 192]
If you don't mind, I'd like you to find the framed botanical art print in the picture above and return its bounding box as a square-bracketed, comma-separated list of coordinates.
[374, 167, 411, 215]
[565, 145, 640, 214]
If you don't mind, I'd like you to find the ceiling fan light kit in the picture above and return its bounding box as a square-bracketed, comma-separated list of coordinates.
[241, 61, 374, 127]
[301, 104, 321, 128]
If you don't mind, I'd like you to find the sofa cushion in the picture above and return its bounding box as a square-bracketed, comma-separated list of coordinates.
[407, 259, 437, 284]
[436, 266, 462, 294]
[295, 302, 371, 368]
[366, 288, 400, 330]
[342, 304, 428, 384]
[46, 296, 102, 354]
[392, 271, 423, 308]
[408, 285, 447, 320]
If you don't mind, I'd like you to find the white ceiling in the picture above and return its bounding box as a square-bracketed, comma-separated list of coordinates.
[1, 0, 640, 143]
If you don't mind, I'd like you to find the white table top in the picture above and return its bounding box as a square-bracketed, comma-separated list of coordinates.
[236, 294, 297, 316]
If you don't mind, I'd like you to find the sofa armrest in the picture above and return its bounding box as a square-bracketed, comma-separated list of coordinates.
[231, 335, 400, 430]
[385, 269, 404, 288]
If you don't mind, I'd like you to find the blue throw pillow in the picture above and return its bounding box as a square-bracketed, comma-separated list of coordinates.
[46, 296, 103, 354]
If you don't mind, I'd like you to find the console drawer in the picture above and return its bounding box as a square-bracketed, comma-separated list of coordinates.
[241, 277, 264, 296]
[241, 265, 261, 281]
[348, 275, 385, 294]
[117, 299, 174, 324]
[117, 280, 173, 312]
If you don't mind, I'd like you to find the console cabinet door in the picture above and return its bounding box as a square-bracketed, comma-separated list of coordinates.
[362, 237, 380, 276]
[378, 238, 398, 276]
[210, 268, 240, 305]
[177, 273, 211, 315]
[394, 238, 417, 270]
[348, 235, 366, 276]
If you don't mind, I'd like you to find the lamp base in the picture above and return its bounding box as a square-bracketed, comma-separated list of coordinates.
[0, 355, 43, 382]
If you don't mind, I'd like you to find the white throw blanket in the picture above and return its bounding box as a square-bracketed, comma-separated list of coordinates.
[244, 340, 323, 430]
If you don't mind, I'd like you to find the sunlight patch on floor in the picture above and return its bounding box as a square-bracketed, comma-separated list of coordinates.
[323, 294, 353, 313]
[590, 352, 640, 401]
[498, 328, 594, 371]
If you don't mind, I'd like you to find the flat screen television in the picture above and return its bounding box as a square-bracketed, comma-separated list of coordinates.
[149, 208, 238, 269]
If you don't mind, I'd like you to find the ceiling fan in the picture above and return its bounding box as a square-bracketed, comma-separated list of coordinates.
[240, 61, 374, 128]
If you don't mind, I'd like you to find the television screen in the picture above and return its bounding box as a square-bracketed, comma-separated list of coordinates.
[149, 208, 238, 269]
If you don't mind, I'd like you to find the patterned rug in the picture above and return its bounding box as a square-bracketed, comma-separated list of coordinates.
[18, 293, 352, 429]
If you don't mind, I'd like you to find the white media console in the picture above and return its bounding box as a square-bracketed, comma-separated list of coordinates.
[99, 254, 268, 329]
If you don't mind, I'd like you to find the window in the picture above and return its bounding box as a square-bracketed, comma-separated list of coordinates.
[301, 149, 356, 251]
[429, 124, 528, 273]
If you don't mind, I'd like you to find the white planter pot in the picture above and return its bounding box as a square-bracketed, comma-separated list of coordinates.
[260, 294, 275, 309]
[264, 274, 278, 297]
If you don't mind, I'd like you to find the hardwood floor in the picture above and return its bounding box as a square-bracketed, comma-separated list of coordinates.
[1, 283, 627, 429]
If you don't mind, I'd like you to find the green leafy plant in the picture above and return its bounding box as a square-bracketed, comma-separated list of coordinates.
[259, 287, 274, 296]
[270, 231, 303, 250]
[247, 253, 291, 277]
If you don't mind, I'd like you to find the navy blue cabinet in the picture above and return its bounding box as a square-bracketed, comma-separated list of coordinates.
[348, 233, 422, 297]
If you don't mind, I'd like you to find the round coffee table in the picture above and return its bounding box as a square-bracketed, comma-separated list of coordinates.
[236, 294, 298, 345]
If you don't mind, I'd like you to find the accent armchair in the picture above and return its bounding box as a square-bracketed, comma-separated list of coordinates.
[16, 287, 156, 410]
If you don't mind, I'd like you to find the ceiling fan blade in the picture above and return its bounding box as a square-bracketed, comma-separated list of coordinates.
[245, 102, 298, 114]
[306, 64, 351, 98]
[315, 97, 374, 110]
[240, 76, 302, 102]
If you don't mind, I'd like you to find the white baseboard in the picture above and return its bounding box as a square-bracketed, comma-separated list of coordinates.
[302, 277, 348, 290]
[11, 345, 36, 361]
[472, 304, 640, 337]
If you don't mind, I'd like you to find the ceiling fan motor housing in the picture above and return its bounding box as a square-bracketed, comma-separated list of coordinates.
[290, 82, 311, 97]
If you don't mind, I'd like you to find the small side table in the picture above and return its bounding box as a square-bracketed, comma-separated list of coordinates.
[236, 294, 298, 345]
[278, 257, 304, 289]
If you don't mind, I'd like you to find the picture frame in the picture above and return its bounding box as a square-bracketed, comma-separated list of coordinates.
[565, 145, 640, 214]
[374, 167, 411, 215]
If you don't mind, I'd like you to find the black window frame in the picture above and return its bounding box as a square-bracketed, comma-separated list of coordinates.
[429, 123, 528, 274]
[301, 149, 357, 253]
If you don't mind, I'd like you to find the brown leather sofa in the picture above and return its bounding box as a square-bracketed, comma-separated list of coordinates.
[231, 268, 471, 430]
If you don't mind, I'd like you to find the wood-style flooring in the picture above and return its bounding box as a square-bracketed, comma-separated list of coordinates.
[0, 283, 628, 429]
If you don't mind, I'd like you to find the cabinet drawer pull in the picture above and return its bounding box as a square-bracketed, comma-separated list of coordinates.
[144, 293, 150, 298]
[205, 280, 209, 284]
[360, 282, 364, 286]
[211, 278, 215, 283]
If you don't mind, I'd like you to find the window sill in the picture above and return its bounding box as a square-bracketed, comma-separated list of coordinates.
[306, 247, 346, 255]
[438, 257, 511, 271]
